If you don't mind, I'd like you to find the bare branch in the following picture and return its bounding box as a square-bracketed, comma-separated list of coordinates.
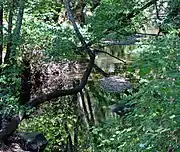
[154, 0, 162, 36]
[96, 50, 126, 64]
[93, 64, 109, 77]
[73, 117, 79, 152]
[101, 39, 139, 46]
[130, 0, 159, 18]
[100, 33, 162, 46]
[155, 0, 160, 20]
[135, 33, 162, 36]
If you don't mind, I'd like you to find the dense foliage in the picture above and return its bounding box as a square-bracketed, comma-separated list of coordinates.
[90, 33, 180, 151]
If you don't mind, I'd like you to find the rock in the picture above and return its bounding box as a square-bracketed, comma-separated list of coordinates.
[0, 143, 30, 152]
[17, 132, 48, 152]
[100, 76, 132, 93]
[110, 103, 136, 116]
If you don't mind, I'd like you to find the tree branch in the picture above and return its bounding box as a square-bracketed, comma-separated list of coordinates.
[100, 33, 162, 46]
[93, 64, 109, 77]
[25, 0, 96, 109]
[25, 54, 95, 108]
[101, 39, 140, 46]
[130, 0, 159, 18]
[154, 0, 162, 36]
[95, 50, 126, 64]
[64, 0, 87, 47]
[154, 0, 160, 20]
[73, 117, 79, 152]
[105, 0, 159, 35]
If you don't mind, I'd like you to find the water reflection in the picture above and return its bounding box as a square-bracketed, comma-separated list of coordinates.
[95, 45, 135, 72]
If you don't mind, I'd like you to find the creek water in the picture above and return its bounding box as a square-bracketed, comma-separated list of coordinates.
[95, 45, 136, 72]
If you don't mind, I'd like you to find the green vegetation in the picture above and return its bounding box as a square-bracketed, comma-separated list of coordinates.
[0, 0, 179, 151]
[91, 33, 180, 151]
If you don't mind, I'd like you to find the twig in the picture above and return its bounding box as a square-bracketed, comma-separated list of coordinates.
[93, 64, 109, 77]
[96, 50, 126, 64]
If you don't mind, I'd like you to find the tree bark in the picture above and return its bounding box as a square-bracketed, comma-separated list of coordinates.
[96, 50, 126, 64]
[4, 0, 25, 63]
[130, 0, 159, 18]
[25, 0, 96, 109]
[0, 3, 3, 65]
[73, 116, 80, 152]
[26, 53, 95, 108]
[80, 90, 90, 125]
[19, 59, 31, 105]
[72, 0, 86, 25]
[85, 88, 95, 126]
[65, 0, 87, 47]
[64, 122, 74, 152]
[93, 64, 109, 77]
[4, 0, 14, 63]
[11, 0, 25, 60]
